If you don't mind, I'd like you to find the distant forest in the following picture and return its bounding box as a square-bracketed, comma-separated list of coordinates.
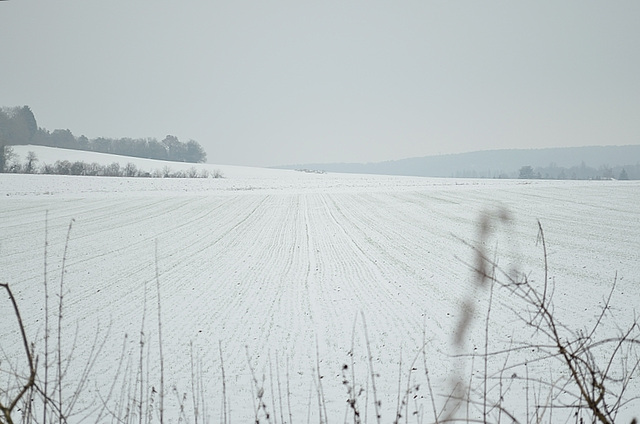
[0, 105, 207, 172]
[280, 145, 640, 180]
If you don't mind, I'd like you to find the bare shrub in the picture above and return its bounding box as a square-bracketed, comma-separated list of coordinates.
[186, 167, 198, 178]
[124, 162, 138, 177]
[0, 283, 36, 424]
[448, 211, 640, 423]
[24, 151, 38, 174]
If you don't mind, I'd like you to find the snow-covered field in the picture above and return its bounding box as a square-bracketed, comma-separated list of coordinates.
[1, 147, 639, 423]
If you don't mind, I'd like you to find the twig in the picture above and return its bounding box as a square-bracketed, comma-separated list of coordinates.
[286, 355, 292, 424]
[421, 320, 438, 424]
[314, 337, 327, 424]
[0, 283, 37, 424]
[190, 342, 199, 424]
[361, 312, 381, 424]
[275, 352, 285, 424]
[269, 352, 278, 424]
[154, 240, 164, 424]
[43, 210, 50, 424]
[57, 218, 74, 424]
[139, 273, 148, 424]
[219, 341, 227, 424]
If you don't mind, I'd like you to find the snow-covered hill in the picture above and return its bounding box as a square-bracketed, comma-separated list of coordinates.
[9, 145, 297, 179]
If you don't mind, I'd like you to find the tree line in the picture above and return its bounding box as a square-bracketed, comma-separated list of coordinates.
[0, 105, 207, 172]
[2, 150, 220, 179]
[452, 162, 638, 180]
[518, 162, 636, 180]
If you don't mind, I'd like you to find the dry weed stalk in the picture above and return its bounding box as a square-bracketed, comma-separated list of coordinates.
[1, 217, 107, 424]
[154, 240, 165, 424]
[452, 210, 640, 423]
[245, 346, 272, 424]
[0, 283, 36, 424]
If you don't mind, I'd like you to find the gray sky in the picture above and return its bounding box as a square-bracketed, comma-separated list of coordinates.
[2, 1, 639, 167]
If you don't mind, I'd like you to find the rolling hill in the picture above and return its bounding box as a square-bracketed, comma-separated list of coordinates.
[278, 145, 640, 179]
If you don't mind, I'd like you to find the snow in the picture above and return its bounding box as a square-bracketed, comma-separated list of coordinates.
[1, 146, 639, 423]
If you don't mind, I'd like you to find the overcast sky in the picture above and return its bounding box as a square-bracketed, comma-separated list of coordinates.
[2, 1, 639, 167]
